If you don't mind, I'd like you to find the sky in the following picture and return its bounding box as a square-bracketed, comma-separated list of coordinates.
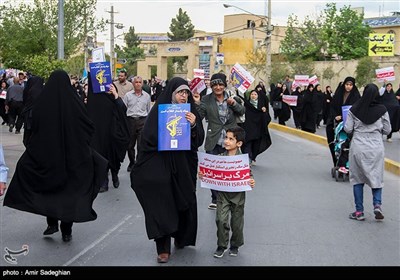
[95, 0, 400, 52]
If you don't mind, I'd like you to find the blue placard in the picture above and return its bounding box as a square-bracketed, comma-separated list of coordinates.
[89, 62, 112, 93]
[342, 105, 352, 125]
[158, 103, 191, 151]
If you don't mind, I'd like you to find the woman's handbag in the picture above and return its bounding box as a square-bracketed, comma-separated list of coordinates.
[272, 101, 282, 109]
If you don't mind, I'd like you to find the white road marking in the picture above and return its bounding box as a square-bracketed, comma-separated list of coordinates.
[62, 215, 132, 266]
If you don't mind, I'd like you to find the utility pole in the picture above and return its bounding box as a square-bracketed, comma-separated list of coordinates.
[57, 0, 64, 60]
[265, 0, 272, 87]
[106, 5, 116, 77]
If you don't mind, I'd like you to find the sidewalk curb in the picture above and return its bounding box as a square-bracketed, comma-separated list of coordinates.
[269, 122, 400, 176]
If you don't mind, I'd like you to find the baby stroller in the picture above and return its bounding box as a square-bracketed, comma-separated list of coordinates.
[330, 121, 350, 182]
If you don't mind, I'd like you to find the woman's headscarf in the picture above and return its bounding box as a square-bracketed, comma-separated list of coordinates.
[350, 83, 387, 125]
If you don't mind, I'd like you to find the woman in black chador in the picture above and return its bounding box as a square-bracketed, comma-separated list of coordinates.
[326, 77, 360, 166]
[4, 70, 107, 242]
[131, 77, 204, 263]
[242, 89, 272, 164]
[21, 75, 44, 147]
[86, 73, 130, 192]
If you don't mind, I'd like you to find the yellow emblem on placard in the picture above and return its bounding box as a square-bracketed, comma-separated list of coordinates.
[166, 116, 182, 137]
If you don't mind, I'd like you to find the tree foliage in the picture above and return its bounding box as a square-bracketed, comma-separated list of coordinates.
[25, 55, 66, 81]
[0, 0, 104, 72]
[281, 2, 371, 61]
[167, 8, 195, 72]
[115, 26, 145, 67]
[281, 15, 325, 62]
[64, 54, 85, 78]
[355, 57, 379, 87]
[167, 8, 195, 41]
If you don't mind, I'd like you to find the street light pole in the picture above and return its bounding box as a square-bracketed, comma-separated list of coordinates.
[265, 0, 272, 86]
[57, 0, 64, 60]
[223, 2, 272, 86]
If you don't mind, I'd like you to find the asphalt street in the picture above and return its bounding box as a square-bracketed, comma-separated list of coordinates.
[0, 124, 399, 267]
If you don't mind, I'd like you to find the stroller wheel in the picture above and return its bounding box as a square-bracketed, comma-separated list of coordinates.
[331, 167, 335, 178]
[334, 169, 339, 182]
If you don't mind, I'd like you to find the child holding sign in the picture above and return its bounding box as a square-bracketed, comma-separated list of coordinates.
[199, 126, 255, 258]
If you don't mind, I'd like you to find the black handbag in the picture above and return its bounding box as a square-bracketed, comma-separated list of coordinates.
[272, 101, 282, 109]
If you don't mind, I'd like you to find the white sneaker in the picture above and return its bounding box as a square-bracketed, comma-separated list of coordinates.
[387, 138, 392, 143]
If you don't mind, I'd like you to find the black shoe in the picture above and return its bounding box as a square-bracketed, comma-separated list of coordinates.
[15, 130, 20, 134]
[112, 177, 120, 188]
[127, 166, 132, 172]
[111, 173, 119, 188]
[99, 186, 108, 193]
[9, 125, 13, 132]
[43, 225, 59, 235]
[62, 234, 72, 242]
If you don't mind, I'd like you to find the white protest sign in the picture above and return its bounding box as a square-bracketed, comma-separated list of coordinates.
[193, 69, 205, 79]
[189, 78, 206, 94]
[198, 152, 252, 192]
[308, 75, 319, 86]
[375, 66, 395, 82]
[283, 95, 298, 106]
[92, 47, 105, 63]
[292, 75, 310, 90]
[230, 63, 255, 94]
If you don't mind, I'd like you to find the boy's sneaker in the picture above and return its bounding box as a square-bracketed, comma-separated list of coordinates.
[349, 211, 365, 221]
[338, 167, 348, 174]
[213, 247, 227, 258]
[373, 206, 384, 220]
[208, 202, 217, 210]
[229, 247, 239, 257]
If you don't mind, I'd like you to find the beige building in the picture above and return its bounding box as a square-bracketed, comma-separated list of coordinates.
[135, 12, 399, 86]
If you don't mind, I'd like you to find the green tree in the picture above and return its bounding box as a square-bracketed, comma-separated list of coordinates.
[0, 0, 104, 71]
[291, 59, 315, 76]
[167, 8, 195, 41]
[270, 63, 290, 85]
[322, 3, 371, 60]
[167, 8, 195, 72]
[65, 54, 85, 78]
[115, 26, 144, 76]
[281, 15, 325, 62]
[355, 57, 379, 87]
[281, 2, 371, 61]
[25, 55, 66, 81]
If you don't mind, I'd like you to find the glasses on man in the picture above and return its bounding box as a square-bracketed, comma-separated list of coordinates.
[176, 90, 190, 97]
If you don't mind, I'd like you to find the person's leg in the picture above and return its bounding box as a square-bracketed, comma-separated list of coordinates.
[207, 145, 226, 208]
[353, 183, 364, 212]
[135, 118, 146, 160]
[229, 192, 245, 253]
[111, 168, 119, 188]
[214, 192, 230, 257]
[14, 102, 24, 132]
[387, 131, 393, 142]
[43, 217, 59, 235]
[350, 183, 365, 220]
[155, 236, 171, 263]
[372, 188, 384, 219]
[127, 118, 137, 171]
[326, 123, 336, 166]
[61, 222, 73, 242]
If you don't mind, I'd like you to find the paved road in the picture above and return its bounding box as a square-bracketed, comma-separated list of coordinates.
[0, 124, 399, 268]
[272, 113, 400, 163]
